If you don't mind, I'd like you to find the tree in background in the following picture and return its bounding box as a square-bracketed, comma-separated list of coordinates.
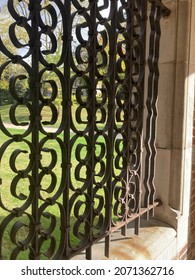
[0, 1, 30, 105]
[0, 0, 109, 108]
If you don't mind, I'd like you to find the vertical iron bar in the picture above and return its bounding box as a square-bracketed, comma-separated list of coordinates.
[144, 0, 155, 220]
[105, 0, 118, 258]
[63, 0, 71, 259]
[30, 0, 40, 260]
[134, 0, 147, 234]
[144, 0, 163, 219]
[148, 2, 162, 217]
[86, 0, 97, 260]
[123, 0, 134, 237]
[105, 234, 111, 258]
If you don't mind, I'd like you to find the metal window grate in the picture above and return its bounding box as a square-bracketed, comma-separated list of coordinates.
[0, 0, 170, 260]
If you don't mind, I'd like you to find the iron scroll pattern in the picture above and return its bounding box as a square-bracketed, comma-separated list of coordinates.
[0, 0, 170, 260]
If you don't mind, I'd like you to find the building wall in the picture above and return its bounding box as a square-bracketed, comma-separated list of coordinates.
[188, 104, 195, 259]
[152, 0, 195, 259]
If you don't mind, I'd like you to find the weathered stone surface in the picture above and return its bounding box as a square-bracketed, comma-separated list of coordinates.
[72, 219, 176, 260]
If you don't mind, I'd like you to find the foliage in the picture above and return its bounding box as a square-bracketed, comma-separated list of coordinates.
[0, 3, 29, 105]
[0, 0, 112, 108]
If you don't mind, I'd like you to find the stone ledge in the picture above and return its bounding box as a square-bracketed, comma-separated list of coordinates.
[72, 219, 177, 260]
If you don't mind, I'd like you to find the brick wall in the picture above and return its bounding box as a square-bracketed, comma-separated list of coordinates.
[188, 105, 195, 259]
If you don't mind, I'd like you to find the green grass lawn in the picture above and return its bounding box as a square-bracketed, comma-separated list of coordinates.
[0, 100, 107, 132]
[0, 130, 111, 259]
[0, 103, 124, 259]
[0, 127, 92, 259]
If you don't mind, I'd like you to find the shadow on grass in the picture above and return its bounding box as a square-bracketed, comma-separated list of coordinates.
[0, 214, 109, 260]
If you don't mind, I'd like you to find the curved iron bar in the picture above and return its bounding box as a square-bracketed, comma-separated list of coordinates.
[0, 0, 170, 260]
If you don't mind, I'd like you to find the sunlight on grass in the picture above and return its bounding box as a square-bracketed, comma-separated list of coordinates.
[0, 130, 111, 259]
[0, 102, 124, 259]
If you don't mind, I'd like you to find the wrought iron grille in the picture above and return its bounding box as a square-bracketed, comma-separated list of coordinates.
[0, 0, 170, 260]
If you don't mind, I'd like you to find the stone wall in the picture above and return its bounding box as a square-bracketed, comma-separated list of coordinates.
[151, 0, 195, 259]
[188, 104, 195, 259]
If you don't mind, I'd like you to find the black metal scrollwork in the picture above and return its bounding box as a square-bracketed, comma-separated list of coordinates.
[0, 0, 170, 260]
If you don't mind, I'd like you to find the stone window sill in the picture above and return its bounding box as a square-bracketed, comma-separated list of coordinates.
[73, 219, 177, 260]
